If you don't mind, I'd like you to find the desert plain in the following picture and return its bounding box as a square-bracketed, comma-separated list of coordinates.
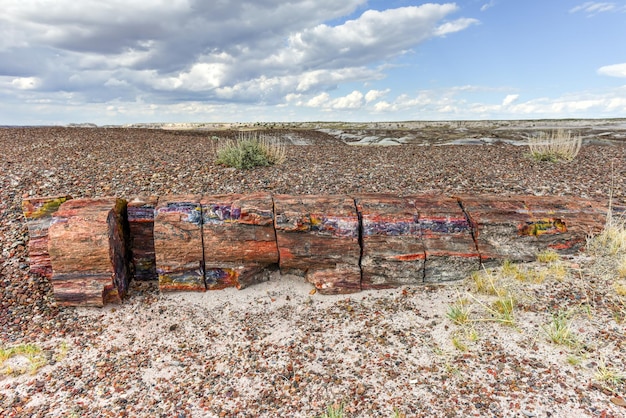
[1, 119, 625, 417]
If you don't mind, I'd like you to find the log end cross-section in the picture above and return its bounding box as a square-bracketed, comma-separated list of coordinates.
[22, 195, 73, 278]
[47, 197, 131, 307]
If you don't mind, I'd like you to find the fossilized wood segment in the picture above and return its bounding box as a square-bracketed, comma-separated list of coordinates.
[47, 198, 130, 307]
[22, 195, 72, 278]
[274, 195, 361, 294]
[201, 193, 278, 290]
[24, 193, 611, 306]
[153, 195, 205, 292]
[412, 195, 481, 283]
[127, 196, 158, 281]
[355, 194, 424, 289]
[457, 195, 607, 267]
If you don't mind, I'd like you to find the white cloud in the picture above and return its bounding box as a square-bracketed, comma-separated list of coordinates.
[307, 93, 330, 108]
[301, 90, 366, 110]
[569, 2, 624, 15]
[0, 1, 476, 108]
[373, 101, 394, 112]
[598, 63, 626, 77]
[502, 94, 519, 106]
[331, 90, 364, 109]
[367, 85, 626, 119]
[434, 18, 480, 37]
[10, 77, 41, 90]
[480, 1, 498, 12]
[365, 89, 390, 103]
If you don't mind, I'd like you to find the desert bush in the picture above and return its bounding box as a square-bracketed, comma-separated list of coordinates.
[528, 129, 582, 162]
[215, 132, 286, 169]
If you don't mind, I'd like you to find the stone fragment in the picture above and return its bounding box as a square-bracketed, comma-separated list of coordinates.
[274, 194, 361, 294]
[48, 198, 131, 306]
[154, 195, 204, 292]
[127, 196, 158, 280]
[201, 193, 278, 289]
[411, 195, 480, 282]
[355, 194, 424, 289]
[22, 195, 72, 278]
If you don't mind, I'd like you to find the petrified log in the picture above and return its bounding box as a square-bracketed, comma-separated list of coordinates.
[355, 194, 424, 289]
[412, 195, 480, 282]
[23, 192, 612, 305]
[201, 193, 278, 289]
[274, 195, 361, 294]
[127, 196, 158, 280]
[22, 195, 72, 278]
[154, 195, 204, 292]
[47, 198, 131, 307]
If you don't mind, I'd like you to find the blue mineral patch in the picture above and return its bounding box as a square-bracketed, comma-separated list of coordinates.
[203, 203, 241, 223]
[363, 219, 420, 236]
[310, 215, 358, 237]
[419, 218, 470, 234]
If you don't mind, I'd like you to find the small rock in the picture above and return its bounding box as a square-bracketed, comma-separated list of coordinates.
[610, 396, 626, 407]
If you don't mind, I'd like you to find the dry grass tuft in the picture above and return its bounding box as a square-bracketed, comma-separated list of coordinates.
[447, 298, 472, 325]
[318, 403, 345, 418]
[595, 359, 625, 386]
[215, 131, 286, 169]
[0, 343, 47, 376]
[537, 249, 560, 263]
[542, 310, 579, 348]
[618, 256, 626, 279]
[528, 129, 582, 162]
[588, 216, 626, 257]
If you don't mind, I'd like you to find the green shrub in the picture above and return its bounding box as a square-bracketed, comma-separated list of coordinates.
[215, 132, 285, 169]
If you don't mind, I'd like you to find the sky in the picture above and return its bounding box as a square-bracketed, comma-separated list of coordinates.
[1, 0, 626, 125]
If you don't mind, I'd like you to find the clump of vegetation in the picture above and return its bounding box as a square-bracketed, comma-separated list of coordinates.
[0, 343, 47, 376]
[595, 359, 625, 386]
[527, 129, 582, 162]
[587, 215, 626, 257]
[536, 249, 560, 263]
[471, 268, 504, 296]
[318, 403, 345, 418]
[215, 131, 286, 169]
[446, 297, 472, 325]
[618, 257, 626, 279]
[542, 310, 579, 348]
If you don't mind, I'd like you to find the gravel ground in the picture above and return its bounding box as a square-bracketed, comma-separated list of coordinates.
[1, 127, 625, 417]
